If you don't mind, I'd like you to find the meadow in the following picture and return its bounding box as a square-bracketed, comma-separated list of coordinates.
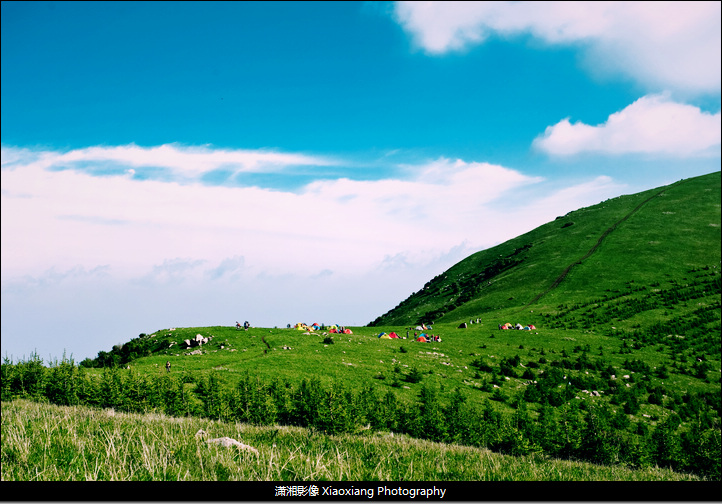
[2, 316, 720, 481]
[1, 399, 702, 482]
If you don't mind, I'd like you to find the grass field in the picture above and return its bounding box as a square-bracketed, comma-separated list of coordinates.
[1, 399, 701, 482]
[91, 318, 718, 420]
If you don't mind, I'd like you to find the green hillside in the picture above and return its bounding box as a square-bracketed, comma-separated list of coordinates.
[369, 172, 721, 334]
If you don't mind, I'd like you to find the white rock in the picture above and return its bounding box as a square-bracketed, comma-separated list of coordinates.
[206, 437, 259, 454]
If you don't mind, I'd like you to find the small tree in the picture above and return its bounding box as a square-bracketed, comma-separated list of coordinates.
[491, 387, 507, 403]
[418, 384, 447, 442]
[624, 393, 640, 415]
[406, 367, 424, 383]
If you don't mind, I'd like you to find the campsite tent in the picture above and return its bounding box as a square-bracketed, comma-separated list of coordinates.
[416, 336, 427, 342]
[343, 329, 353, 334]
[379, 333, 392, 339]
[458, 323, 467, 329]
[389, 332, 399, 338]
[529, 324, 536, 330]
[415, 326, 424, 331]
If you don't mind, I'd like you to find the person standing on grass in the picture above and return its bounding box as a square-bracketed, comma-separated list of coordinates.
[166, 361, 171, 373]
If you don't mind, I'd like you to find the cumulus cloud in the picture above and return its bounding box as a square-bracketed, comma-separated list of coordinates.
[393, 1, 721, 94]
[533, 94, 722, 156]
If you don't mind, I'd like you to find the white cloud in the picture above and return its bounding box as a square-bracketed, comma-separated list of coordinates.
[1, 143, 331, 181]
[533, 94, 722, 156]
[393, 1, 721, 94]
[2, 146, 599, 285]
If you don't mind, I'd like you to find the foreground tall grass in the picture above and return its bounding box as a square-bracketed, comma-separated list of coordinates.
[1, 399, 701, 481]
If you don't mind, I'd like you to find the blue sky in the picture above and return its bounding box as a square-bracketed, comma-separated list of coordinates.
[2, 1, 720, 362]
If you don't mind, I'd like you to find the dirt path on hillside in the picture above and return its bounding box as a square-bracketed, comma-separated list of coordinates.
[520, 179, 685, 310]
[261, 336, 270, 354]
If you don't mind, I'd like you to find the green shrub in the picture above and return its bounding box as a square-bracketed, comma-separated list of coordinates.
[491, 388, 507, 403]
[406, 367, 424, 384]
[470, 358, 493, 373]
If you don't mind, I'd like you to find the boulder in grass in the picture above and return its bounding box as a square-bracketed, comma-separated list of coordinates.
[206, 437, 259, 454]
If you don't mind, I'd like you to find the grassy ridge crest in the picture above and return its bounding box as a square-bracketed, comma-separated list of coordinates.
[369, 172, 721, 327]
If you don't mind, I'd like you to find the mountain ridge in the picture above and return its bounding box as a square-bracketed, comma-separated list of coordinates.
[368, 172, 721, 327]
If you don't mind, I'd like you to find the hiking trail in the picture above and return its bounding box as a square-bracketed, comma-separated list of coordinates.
[519, 179, 686, 311]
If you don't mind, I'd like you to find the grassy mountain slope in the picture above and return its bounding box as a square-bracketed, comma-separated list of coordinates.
[369, 172, 721, 329]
